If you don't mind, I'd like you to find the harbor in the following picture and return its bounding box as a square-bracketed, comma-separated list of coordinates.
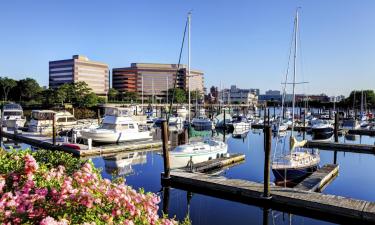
[1, 1, 375, 224]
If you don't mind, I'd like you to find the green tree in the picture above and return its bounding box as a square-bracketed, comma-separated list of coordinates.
[190, 90, 202, 103]
[17, 78, 42, 101]
[54, 87, 68, 105]
[73, 82, 92, 106]
[81, 92, 98, 107]
[0, 77, 17, 101]
[345, 90, 375, 109]
[108, 88, 119, 101]
[58, 83, 74, 103]
[124, 92, 138, 102]
[169, 88, 186, 104]
[40, 88, 55, 106]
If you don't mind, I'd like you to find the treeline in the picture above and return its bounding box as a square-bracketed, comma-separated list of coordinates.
[0, 77, 104, 107]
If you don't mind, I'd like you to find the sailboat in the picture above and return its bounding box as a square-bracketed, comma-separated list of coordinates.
[271, 9, 320, 183]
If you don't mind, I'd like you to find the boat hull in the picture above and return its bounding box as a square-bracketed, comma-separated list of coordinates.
[169, 147, 228, 169]
[311, 127, 333, 140]
[272, 164, 318, 182]
[80, 130, 152, 143]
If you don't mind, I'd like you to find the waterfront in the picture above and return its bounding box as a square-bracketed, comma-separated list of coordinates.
[24, 127, 372, 225]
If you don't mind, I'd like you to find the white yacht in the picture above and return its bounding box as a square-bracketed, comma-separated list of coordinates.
[28, 110, 77, 133]
[1, 103, 26, 128]
[169, 139, 228, 169]
[80, 107, 152, 143]
[177, 107, 188, 119]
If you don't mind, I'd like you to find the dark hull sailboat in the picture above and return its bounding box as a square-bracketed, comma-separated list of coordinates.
[272, 164, 318, 182]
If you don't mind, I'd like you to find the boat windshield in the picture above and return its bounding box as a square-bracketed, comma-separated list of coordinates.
[3, 111, 22, 116]
[100, 123, 117, 130]
[31, 112, 54, 120]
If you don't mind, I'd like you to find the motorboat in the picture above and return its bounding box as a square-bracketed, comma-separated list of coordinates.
[154, 115, 184, 126]
[1, 103, 26, 128]
[28, 110, 77, 133]
[177, 107, 188, 119]
[191, 116, 213, 131]
[231, 115, 251, 131]
[342, 118, 360, 130]
[169, 139, 228, 169]
[311, 119, 334, 140]
[80, 107, 152, 143]
[232, 128, 250, 139]
[213, 113, 232, 129]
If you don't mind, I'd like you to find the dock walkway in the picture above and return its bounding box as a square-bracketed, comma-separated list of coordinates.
[295, 164, 339, 191]
[166, 170, 375, 223]
[1, 130, 163, 157]
[306, 140, 375, 154]
[184, 153, 245, 173]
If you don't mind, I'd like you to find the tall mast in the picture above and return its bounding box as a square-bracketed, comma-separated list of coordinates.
[188, 12, 191, 123]
[361, 90, 364, 115]
[291, 9, 299, 136]
[166, 76, 169, 104]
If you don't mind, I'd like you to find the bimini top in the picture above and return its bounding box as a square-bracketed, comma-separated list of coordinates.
[3, 103, 23, 111]
[104, 107, 133, 117]
[31, 110, 74, 120]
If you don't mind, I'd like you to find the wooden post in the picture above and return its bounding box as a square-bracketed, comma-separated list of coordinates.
[263, 126, 272, 198]
[263, 107, 266, 128]
[263, 207, 270, 225]
[267, 108, 270, 126]
[52, 113, 56, 146]
[334, 113, 339, 143]
[223, 109, 226, 130]
[162, 186, 170, 215]
[72, 107, 75, 117]
[97, 108, 101, 124]
[161, 121, 170, 179]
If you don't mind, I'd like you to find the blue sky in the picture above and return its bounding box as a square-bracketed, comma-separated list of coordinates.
[0, 0, 374, 96]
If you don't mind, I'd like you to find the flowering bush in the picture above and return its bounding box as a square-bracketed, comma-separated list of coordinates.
[0, 149, 178, 225]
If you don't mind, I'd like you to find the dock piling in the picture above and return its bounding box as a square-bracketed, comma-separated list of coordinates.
[97, 108, 101, 124]
[52, 113, 56, 145]
[334, 113, 339, 143]
[161, 121, 171, 179]
[263, 126, 272, 198]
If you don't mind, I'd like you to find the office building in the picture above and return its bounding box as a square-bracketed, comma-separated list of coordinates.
[112, 63, 204, 102]
[49, 55, 109, 96]
[219, 85, 258, 105]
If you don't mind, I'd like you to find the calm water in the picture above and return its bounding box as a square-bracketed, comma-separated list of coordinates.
[3, 127, 375, 225]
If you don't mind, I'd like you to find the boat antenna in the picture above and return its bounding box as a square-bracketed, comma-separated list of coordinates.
[167, 12, 189, 124]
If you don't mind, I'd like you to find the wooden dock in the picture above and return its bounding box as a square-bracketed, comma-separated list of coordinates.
[295, 164, 339, 192]
[348, 129, 375, 136]
[183, 153, 245, 173]
[306, 140, 375, 154]
[165, 170, 375, 224]
[1, 130, 163, 157]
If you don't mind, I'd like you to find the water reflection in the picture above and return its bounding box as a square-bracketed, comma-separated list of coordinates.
[103, 151, 147, 176]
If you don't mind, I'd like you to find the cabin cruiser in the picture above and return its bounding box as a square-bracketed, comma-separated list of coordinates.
[342, 118, 360, 130]
[231, 115, 251, 131]
[80, 107, 152, 143]
[154, 115, 184, 126]
[272, 122, 288, 133]
[311, 119, 334, 140]
[213, 113, 232, 129]
[177, 107, 188, 119]
[1, 103, 26, 128]
[28, 110, 77, 133]
[169, 139, 228, 169]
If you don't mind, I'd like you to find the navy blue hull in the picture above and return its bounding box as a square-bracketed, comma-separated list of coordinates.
[312, 127, 333, 140]
[272, 165, 318, 182]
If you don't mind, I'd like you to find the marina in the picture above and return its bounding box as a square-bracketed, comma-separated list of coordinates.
[1, 2, 375, 224]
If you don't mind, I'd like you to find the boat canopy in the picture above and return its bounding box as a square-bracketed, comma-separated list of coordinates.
[105, 107, 133, 117]
[3, 103, 23, 111]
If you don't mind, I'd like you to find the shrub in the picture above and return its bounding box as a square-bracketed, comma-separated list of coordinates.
[0, 149, 178, 225]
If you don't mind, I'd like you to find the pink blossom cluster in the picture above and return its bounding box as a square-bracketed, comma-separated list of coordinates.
[0, 153, 178, 225]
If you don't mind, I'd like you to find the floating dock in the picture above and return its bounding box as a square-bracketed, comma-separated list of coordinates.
[295, 164, 339, 192]
[183, 153, 245, 173]
[306, 140, 375, 154]
[165, 170, 375, 224]
[1, 130, 163, 157]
